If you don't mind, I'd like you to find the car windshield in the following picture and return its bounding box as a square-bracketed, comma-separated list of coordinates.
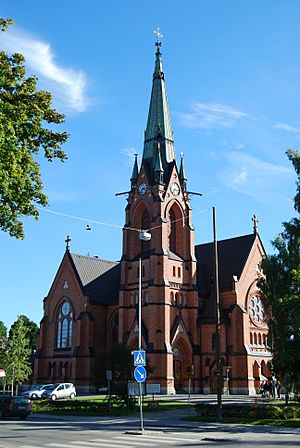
[30, 385, 45, 391]
[14, 397, 29, 404]
[43, 384, 56, 391]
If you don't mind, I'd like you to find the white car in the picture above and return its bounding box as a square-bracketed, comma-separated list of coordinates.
[22, 384, 53, 400]
[41, 383, 76, 400]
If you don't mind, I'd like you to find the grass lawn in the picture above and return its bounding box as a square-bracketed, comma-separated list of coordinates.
[31, 396, 190, 417]
[31, 396, 300, 427]
[184, 415, 300, 428]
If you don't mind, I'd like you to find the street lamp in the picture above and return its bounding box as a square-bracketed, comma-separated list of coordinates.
[137, 229, 151, 432]
[213, 207, 223, 422]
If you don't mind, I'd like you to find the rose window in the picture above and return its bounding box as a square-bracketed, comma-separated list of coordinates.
[249, 295, 264, 324]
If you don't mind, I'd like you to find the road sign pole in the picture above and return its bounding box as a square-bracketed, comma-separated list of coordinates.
[139, 382, 144, 431]
[138, 256, 143, 431]
[138, 257, 142, 351]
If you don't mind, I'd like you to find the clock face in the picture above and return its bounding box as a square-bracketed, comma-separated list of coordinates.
[138, 182, 147, 195]
[171, 182, 180, 196]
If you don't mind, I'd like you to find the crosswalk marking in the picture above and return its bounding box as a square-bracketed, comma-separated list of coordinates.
[72, 440, 155, 447]
[91, 438, 156, 446]
[116, 434, 197, 443]
[46, 444, 92, 448]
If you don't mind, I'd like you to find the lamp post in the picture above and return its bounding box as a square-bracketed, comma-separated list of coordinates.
[137, 230, 151, 432]
[213, 207, 223, 422]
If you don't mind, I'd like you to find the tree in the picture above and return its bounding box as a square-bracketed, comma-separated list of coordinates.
[0, 320, 7, 339]
[259, 149, 300, 397]
[9, 315, 38, 355]
[0, 18, 68, 239]
[6, 316, 32, 393]
[0, 320, 8, 375]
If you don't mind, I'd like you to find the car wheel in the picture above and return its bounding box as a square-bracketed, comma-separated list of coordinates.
[31, 393, 37, 400]
[20, 415, 28, 420]
[51, 394, 57, 401]
[70, 393, 75, 399]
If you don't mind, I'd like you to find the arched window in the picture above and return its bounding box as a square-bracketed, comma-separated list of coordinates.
[111, 314, 118, 344]
[170, 291, 174, 304]
[168, 208, 176, 253]
[250, 332, 253, 345]
[56, 300, 73, 349]
[212, 333, 217, 351]
[258, 333, 262, 345]
[141, 209, 150, 253]
[254, 333, 257, 345]
[175, 292, 178, 305]
[263, 333, 267, 346]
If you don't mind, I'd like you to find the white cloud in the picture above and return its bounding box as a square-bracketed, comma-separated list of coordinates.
[1, 27, 88, 112]
[178, 102, 248, 130]
[218, 152, 294, 202]
[274, 122, 300, 137]
[121, 147, 140, 167]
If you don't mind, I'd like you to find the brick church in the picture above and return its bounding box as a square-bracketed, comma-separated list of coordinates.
[33, 38, 272, 395]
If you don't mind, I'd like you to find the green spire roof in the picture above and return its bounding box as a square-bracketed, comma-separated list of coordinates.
[143, 41, 175, 176]
[179, 152, 187, 191]
[130, 154, 139, 188]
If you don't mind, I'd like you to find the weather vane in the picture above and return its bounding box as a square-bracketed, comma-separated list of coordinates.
[154, 26, 163, 46]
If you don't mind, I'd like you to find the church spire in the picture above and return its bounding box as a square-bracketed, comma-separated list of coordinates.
[130, 154, 139, 189]
[179, 152, 187, 191]
[142, 28, 175, 181]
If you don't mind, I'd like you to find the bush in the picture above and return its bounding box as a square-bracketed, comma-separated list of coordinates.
[32, 399, 109, 414]
[194, 402, 300, 420]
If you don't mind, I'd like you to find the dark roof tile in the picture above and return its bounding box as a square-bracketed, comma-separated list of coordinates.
[70, 253, 120, 305]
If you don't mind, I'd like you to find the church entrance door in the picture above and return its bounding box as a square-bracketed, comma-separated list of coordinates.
[174, 360, 183, 390]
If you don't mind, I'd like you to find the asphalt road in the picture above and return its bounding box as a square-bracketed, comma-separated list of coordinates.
[0, 407, 300, 448]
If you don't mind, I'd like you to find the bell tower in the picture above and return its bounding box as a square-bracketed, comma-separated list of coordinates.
[118, 31, 200, 394]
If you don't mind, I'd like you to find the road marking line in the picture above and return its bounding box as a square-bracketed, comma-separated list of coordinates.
[91, 439, 156, 446]
[72, 441, 155, 447]
[116, 434, 197, 443]
[46, 444, 92, 448]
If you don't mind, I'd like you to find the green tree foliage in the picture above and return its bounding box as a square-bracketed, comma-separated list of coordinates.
[0, 321, 8, 372]
[0, 18, 68, 239]
[6, 315, 32, 391]
[9, 315, 38, 355]
[259, 149, 300, 392]
[0, 320, 7, 339]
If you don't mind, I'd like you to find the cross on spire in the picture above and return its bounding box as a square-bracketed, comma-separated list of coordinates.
[154, 26, 163, 46]
[65, 234, 71, 251]
[252, 214, 258, 233]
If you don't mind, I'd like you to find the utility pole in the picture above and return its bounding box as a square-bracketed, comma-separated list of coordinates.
[213, 207, 223, 422]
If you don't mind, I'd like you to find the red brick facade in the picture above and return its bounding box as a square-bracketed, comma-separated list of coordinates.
[33, 42, 272, 394]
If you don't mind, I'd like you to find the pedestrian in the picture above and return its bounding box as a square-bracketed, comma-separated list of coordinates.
[276, 381, 281, 398]
[271, 376, 277, 398]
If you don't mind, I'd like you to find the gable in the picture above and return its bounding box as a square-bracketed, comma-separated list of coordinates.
[195, 233, 257, 295]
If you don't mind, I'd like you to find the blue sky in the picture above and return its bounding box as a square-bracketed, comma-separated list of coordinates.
[1, 0, 299, 330]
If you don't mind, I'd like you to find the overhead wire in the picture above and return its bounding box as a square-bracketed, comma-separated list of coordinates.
[37, 205, 209, 233]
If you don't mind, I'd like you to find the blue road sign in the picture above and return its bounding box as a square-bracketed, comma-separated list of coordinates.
[133, 350, 146, 366]
[134, 366, 147, 383]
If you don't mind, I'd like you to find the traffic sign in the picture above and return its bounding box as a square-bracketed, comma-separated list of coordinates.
[134, 366, 147, 383]
[0, 369, 6, 378]
[133, 350, 146, 366]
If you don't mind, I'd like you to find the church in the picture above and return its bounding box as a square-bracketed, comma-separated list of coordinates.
[33, 36, 272, 395]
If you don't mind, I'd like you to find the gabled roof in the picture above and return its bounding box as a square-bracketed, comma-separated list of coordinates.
[195, 233, 257, 294]
[70, 253, 120, 305]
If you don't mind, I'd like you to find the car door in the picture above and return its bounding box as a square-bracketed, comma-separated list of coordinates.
[56, 384, 64, 398]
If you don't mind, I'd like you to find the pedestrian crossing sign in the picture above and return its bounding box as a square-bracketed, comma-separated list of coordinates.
[133, 350, 146, 366]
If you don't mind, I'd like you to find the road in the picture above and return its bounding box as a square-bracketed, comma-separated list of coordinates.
[0, 407, 300, 448]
